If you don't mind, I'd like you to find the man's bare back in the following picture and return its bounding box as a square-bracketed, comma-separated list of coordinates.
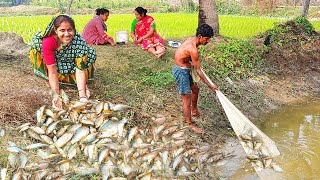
[174, 37, 199, 68]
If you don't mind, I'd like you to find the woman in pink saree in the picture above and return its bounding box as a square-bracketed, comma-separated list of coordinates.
[130, 7, 165, 58]
[82, 8, 115, 46]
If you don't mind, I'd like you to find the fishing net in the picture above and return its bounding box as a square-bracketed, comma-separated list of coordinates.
[201, 68, 283, 178]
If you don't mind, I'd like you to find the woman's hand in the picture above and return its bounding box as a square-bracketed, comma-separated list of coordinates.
[52, 96, 63, 110]
[135, 37, 143, 44]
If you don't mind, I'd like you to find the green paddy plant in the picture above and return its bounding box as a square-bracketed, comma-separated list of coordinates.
[3, 14, 320, 44]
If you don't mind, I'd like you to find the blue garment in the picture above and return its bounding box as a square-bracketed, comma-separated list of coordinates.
[172, 65, 194, 94]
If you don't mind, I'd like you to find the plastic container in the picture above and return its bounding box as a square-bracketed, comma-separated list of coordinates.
[168, 41, 181, 48]
[116, 31, 129, 44]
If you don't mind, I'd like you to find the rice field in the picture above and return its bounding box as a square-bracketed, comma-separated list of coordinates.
[1, 13, 319, 44]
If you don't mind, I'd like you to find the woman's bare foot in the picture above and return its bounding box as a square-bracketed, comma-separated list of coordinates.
[45, 81, 50, 87]
[155, 47, 165, 55]
[85, 85, 90, 98]
[155, 52, 165, 58]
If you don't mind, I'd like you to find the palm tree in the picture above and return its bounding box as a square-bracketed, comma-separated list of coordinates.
[198, 0, 219, 34]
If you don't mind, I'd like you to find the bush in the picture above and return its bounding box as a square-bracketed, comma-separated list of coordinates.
[293, 16, 315, 35]
[216, 0, 242, 15]
[205, 39, 264, 80]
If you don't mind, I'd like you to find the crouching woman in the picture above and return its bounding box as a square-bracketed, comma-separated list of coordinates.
[29, 15, 96, 108]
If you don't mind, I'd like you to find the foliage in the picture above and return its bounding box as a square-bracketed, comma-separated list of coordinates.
[142, 69, 175, 87]
[179, 0, 198, 13]
[205, 39, 264, 80]
[0, 0, 12, 6]
[30, 0, 167, 10]
[293, 16, 315, 35]
[265, 22, 291, 47]
[264, 16, 316, 47]
[216, 0, 242, 15]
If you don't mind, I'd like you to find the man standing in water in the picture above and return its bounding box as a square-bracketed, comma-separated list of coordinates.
[173, 24, 217, 133]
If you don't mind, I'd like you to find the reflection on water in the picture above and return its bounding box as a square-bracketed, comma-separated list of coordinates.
[259, 99, 320, 179]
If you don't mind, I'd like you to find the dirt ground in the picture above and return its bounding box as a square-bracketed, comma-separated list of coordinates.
[1, 11, 320, 178]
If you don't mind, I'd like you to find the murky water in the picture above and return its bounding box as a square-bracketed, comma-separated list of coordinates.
[229, 98, 320, 179]
[258, 99, 320, 179]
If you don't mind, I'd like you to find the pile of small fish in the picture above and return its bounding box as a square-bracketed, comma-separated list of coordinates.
[1, 90, 218, 179]
[239, 128, 283, 173]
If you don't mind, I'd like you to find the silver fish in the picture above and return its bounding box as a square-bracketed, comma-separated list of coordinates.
[26, 143, 48, 150]
[19, 153, 28, 169]
[95, 114, 105, 128]
[55, 133, 73, 148]
[7, 146, 26, 154]
[1, 168, 7, 180]
[95, 102, 104, 114]
[46, 121, 60, 135]
[29, 126, 45, 135]
[68, 123, 82, 133]
[0, 128, 4, 137]
[128, 127, 139, 142]
[45, 108, 54, 118]
[70, 126, 90, 144]
[81, 132, 98, 143]
[8, 153, 17, 168]
[36, 105, 46, 125]
[44, 171, 62, 180]
[98, 148, 110, 163]
[67, 144, 77, 160]
[11, 168, 23, 180]
[73, 167, 99, 175]
[40, 135, 54, 144]
[271, 163, 283, 173]
[60, 89, 70, 104]
[56, 125, 70, 138]
[16, 122, 31, 131]
[43, 117, 54, 127]
[111, 104, 131, 111]
[58, 160, 71, 175]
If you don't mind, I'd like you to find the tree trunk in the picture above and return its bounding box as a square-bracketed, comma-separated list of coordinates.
[302, 0, 310, 17]
[198, 0, 219, 34]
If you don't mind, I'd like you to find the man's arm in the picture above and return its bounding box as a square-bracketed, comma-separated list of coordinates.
[190, 48, 217, 91]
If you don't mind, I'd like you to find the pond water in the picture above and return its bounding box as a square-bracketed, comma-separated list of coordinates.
[231, 98, 320, 179]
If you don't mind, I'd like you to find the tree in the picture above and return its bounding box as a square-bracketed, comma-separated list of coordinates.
[302, 0, 311, 17]
[57, 0, 73, 14]
[198, 0, 219, 34]
[66, 0, 74, 15]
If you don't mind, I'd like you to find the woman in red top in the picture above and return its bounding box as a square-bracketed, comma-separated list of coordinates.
[130, 7, 165, 58]
[82, 8, 115, 46]
[30, 15, 96, 109]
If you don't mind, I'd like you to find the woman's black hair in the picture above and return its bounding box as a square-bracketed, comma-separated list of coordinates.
[96, 8, 109, 15]
[135, 7, 147, 16]
[53, 15, 75, 31]
[196, 23, 214, 37]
